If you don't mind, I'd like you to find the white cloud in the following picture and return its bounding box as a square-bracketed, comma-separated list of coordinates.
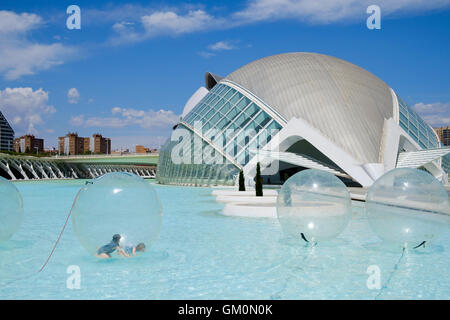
[0, 87, 56, 134]
[0, 10, 42, 34]
[69, 115, 84, 126]
[110, 21, 142, 45]
[110, 9, 224, 44]
[0, 10, 76, 80]
[141, 10, 215, 35]
[198, 51, 216, 58]
[70, 107, 180, 130]
[413, 102, 450, 127]
[107, 1, 450, 45]
[208, 41, 236, 51]
[67, 88, 80, 104]
[233, 0, 450, 24]
[200, 40, 238, 58]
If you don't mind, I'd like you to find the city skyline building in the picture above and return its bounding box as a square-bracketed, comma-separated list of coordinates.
[157, 52, 449, 187]
[0, 110, 14, 152]
[435, 126, 450, 147]
[136, 145, 150, 154]
[14, 135, 44, 154]
[58, 132, 111, 155]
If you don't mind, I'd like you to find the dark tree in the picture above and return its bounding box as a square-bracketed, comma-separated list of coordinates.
[239, 170, 245, 191]
[255, 162, 263, 197]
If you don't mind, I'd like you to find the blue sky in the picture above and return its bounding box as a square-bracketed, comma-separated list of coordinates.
[0, 0, 449, 150]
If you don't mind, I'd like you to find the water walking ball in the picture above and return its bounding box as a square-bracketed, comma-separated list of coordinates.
[71, 172, 162, 256]
[366, 168, 449, 248]
[276, 169, 352, 243]
[0, 177, 23, 243]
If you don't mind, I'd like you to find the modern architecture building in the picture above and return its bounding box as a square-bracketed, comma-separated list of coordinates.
[435, 126, 450, 174]
[0, 110, 14, 152]
[14, 135, 44, 154]
[91, 133, 111, 154]
[435, 126, 450, 146]
[58, 133, 111, 155]
[0, 152, 156, 180]
[157, 53, 449, 187]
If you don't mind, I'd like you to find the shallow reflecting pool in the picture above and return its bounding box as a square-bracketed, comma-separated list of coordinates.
[0, 180, 449, 299]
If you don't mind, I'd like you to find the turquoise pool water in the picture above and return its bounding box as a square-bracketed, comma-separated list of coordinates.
[0, 179, 449, 299]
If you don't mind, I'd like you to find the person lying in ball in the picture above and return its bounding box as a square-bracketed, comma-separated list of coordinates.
[96, 234, 122, 258]
[117, 243, 146, 258]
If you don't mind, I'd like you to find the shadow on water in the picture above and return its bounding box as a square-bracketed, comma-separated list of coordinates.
[362, 241, 445, 255]
[196, 199, 220, 205]
[197, 209, 227, 218]
[278, 236, 350, 248]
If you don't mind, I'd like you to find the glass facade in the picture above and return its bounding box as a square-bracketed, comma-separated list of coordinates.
[442, 154, 450, 174]
[157, 83, 282, 186]
[157, 124, 240, 186]
[397, 94, 439, 149]
[0, 111, 14, 151]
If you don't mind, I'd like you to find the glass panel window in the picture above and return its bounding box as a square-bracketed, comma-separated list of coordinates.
[253, 111, 271, 131]
[194, 103, 209, 118]
[202, 108, 216, 122]
[244, 103, 259, 118]
[216, 115, 232, 132]
[399, 121, 408, 132]
[183, 113, 194, 123]
[228, 92, 243, 106]
[225, 105, 239, 121]
[409, 122, 418, 135]
[268, 121, 282, 132]
[203, 122, 211, 131]
[236, 122, 257, 149]
[219, 86, 232, 97]
[236, 151, 246, 166]
[191, 113, 203, 125]
[208, 113, 222, 128]
[226, 139, 237, 157]
[233, 113, 252, 130]
[218, 100, 231, 116]
[217, 84, 230, 97]
[211, 84, 221, 93]
[212, 84, 221, 94]
[235, 97, 250, 113]
[397, 93, 439, 150]
[208, 95, 220, 107]
[224, 88, 236, 100]
[399, 111, 408, 125]
[203, 94, 214, 105]
[213, 99, 226, 115]
[419, 131, 428, 144]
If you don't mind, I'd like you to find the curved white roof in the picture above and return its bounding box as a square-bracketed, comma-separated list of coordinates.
[224, 52, 394, 164]
[181, 86, 209, 118]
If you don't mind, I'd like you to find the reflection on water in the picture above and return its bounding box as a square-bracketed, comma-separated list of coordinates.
[0, 180, 449, 299]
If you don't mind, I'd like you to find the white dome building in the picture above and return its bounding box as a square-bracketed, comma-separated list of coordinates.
[158, 53, 448, 187]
